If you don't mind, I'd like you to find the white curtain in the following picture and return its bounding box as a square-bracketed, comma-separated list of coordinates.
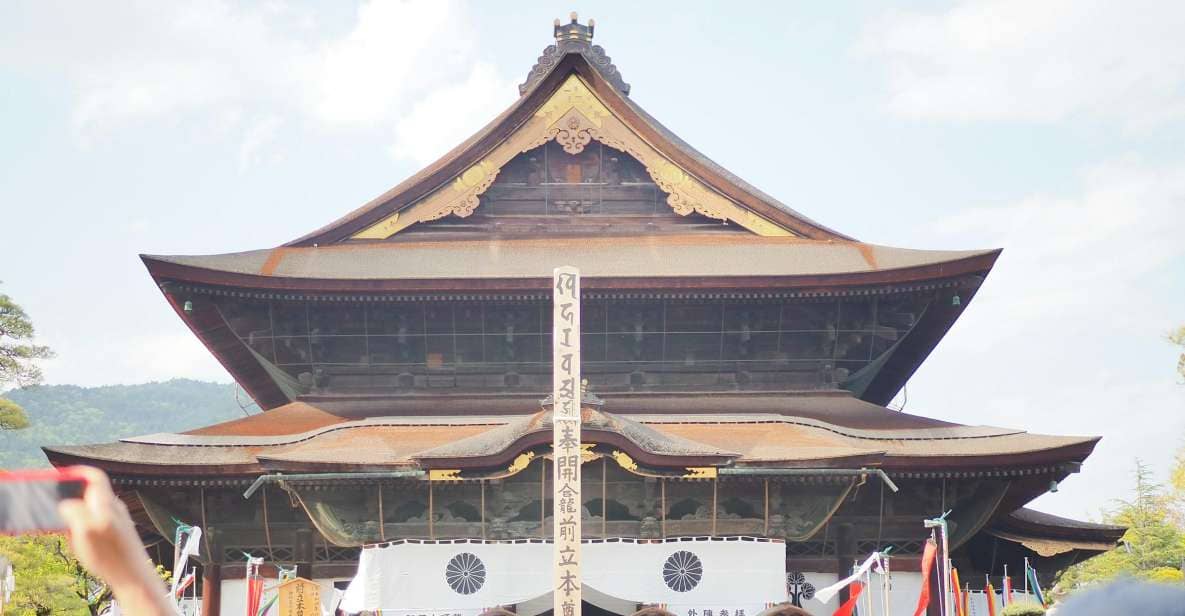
[340, 537, 786, 616]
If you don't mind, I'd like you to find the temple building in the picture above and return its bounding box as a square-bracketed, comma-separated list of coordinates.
[44, 16, 1122, 616]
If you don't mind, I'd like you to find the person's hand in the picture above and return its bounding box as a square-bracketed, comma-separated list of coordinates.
[58, 466, 176, 615]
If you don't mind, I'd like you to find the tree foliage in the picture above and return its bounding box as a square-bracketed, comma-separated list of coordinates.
[0, 379, 243, 468]
[1001, 602, 1046, 616]
[0, 397, 29, 430]
[0, 534, 95, 616]
[0, 284, 54, 389]
[1058, 461, 1185, 591]
[0, 534, 168, 616]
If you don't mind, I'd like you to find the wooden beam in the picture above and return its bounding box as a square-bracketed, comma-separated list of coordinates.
[201, 563, 221, 616]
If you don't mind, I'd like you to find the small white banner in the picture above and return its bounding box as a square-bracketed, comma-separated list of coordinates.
[339, 538, 786, 616]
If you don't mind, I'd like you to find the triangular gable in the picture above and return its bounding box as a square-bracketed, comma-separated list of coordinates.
[289, 21, 849, 246]
[354, 73, 795, 239]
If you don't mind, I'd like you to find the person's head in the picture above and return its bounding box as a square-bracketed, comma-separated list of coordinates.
[1057, 580, 1185, 616]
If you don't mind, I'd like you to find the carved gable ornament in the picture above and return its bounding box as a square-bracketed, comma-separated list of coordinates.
[353, 75, 796, 239]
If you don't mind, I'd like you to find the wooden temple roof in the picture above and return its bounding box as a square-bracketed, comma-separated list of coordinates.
[46, 19, 1118, 555]
[42, 392, 1099, 478]
[136, 19, 1006, 410]
[985, 508, 1125, 557]
[143, 238, 997, 290]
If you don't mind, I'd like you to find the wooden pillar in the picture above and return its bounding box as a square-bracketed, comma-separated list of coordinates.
[660, 479, 666, 538]
[763, 479, 769, 536]
[295, 527, 314, 580]
[201, 563, 221, 616]
[711, 478, 718, 537]
[835, 523, 854, 605]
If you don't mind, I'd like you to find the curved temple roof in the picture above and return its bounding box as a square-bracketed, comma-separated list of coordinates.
[137, 19, 1004, 410]
[42, 393, 1099, 479]
[143, 239, 998, 286]
[987, 508, 1126, 556]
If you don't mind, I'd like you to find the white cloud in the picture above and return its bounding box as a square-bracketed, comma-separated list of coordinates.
[861, 0, 1185, 126]
[306, 0, 470, 127]
[238, 115, 284, 171]
[41, 331, 229, 387]
[391, 62, 518, 165]
[933, 158, 1185, 326]
[905, 158, 1185, 518]
[1, 0, 514, 164]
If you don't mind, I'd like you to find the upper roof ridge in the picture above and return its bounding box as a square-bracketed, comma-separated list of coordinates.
[519, 13, 630, 96]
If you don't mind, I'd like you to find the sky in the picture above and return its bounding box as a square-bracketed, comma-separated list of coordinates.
[1, 0, 1183, 520]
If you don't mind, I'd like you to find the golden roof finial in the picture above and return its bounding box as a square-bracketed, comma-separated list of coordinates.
[553, 13, 594, 43]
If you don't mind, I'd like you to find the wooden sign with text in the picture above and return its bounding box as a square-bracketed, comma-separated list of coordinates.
[552, 266, 582, 616]
[277, 577, 320, 616]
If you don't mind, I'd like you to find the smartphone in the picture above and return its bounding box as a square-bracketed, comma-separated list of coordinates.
[0, 467, 89, 534]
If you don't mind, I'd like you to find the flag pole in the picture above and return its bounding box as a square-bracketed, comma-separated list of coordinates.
[924, 511, 953, 616]
[1003, 564, 1008, 606]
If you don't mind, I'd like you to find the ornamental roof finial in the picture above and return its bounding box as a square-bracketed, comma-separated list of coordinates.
[554, 12, 595, 43]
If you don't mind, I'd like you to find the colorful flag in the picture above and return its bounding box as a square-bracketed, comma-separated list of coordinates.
[951, 568, 965, 616]
[1003, 573, 1014, 605]
[169, 526, 201, 599]
[816, 552, 885, 603]
[985, 577, 998, 616]
[173, 571, 196, 599]
[1026, 561, 1047, 606]
[256, 594, 277, 616]
[833, 582, 864, 616]
[963, 584, 971, 616]
[245, 556, 265, 616]
[913, 538, 938, 616]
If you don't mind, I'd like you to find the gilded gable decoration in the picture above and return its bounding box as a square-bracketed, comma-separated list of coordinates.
[354, 74, 796, 239]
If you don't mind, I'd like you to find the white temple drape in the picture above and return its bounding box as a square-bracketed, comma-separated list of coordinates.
[339, 537, 786, 616]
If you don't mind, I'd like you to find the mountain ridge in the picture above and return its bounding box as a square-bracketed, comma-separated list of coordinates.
[0, 379, 245, 468]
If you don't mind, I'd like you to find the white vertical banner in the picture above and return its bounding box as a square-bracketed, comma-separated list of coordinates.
[552, 266, 582, 616]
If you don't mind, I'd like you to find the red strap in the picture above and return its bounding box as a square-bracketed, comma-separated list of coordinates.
[833, 582, 864, 616]
[913, 538, 938, 616]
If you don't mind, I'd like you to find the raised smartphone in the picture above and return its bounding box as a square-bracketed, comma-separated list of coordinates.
[0, 467, 89, 534]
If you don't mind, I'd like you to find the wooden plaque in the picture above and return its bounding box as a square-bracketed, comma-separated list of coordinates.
[277, 577, 321, 616]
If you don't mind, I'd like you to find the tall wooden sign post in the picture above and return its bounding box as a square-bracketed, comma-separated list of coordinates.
[552, 266, 582, 616]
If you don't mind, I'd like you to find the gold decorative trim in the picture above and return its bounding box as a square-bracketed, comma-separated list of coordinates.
[580, 443, 599, 463]
[682, 467, 717, 480]
[428, 469, 462, 481]
[507, 452, 536, 475]
[352, 75, 797, 239]
[610, 450, 639, 472]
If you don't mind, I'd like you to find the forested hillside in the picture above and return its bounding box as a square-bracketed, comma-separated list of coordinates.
[0, 379, 243, 468]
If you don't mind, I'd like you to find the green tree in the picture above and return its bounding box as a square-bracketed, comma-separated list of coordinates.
[1058, 461, 1185, 591]
[0, 535, 89, 615]
[0, 283, 54, 432]
[1001, 602, 1046, 616]
[0, 397, 29, 430]
[0, 534, 168, 616]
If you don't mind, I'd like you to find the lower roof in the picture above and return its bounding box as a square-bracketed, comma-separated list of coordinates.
[987, 508, 1125, 556]
[43, 392, 1099, 477]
